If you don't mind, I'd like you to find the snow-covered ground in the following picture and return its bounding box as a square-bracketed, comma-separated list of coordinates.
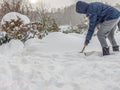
[0, 32, 120, 90]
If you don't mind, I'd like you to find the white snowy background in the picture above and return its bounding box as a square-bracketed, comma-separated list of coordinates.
[0, 31, 120, 90]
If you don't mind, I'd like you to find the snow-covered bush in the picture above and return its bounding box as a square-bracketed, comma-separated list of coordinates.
[1, 12, 30, 25]
[0, 31, 11, 45]
[0, 12, 48, 45]
[1, 12, 30, 42]
[60, 25, 88, 34]
[59, 25, 72, 34]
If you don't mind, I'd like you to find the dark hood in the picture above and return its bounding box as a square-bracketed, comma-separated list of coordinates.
[76, 1, 89, 14]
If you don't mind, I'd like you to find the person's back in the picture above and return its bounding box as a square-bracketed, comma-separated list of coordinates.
[90, 2, 120, 23]
[76, 1, 120, 24]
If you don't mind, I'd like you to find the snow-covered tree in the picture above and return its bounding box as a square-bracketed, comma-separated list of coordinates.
[35, 2, 59, 32]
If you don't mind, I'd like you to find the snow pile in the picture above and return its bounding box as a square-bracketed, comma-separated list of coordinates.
[1, 12, 30, 25]
[33, 32, 85, 53]
[0, 32, 120, 90]
[0, 40, 24, 55]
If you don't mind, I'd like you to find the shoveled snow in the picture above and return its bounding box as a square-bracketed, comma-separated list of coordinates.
[0, 32, 120, 90]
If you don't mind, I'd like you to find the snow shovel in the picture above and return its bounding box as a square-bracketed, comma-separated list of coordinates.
[80, 45, 97, 56]
[80, 45, 86, 53]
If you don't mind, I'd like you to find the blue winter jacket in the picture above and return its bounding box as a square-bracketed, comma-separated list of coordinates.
[76, 1, 120, 40]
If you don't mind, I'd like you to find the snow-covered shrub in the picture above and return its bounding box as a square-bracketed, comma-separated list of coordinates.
[0, 31, 11, 45]
[0, 12, 50, 46]
[23, 22, 48, 41]
[60, 25, 88, 34]
[1, 12, 30, 25]
[59, 25, 73, 34]
[46, 19, 59, 32]
[1, 12, 30, 41]
[0, 12, 49, 44]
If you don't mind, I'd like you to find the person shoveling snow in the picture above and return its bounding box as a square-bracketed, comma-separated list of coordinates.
[76, 1, 120, 56]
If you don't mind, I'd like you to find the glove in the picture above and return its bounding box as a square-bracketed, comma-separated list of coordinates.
[84, 39, 90, 46]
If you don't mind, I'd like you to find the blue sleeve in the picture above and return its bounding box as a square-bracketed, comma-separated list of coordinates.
[86, 14, 97, 40]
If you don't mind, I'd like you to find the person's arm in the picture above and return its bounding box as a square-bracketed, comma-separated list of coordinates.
[86, 14, 97, 41]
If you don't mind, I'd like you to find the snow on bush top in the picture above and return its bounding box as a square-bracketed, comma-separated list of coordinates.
[1, 12, 30, 25]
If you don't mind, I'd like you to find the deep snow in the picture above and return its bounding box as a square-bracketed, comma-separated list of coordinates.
[0, 32, 120, 90]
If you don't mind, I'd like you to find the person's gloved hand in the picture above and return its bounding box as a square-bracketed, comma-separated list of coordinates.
[84, 39, 90, 46]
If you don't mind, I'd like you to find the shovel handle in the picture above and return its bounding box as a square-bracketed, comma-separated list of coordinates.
[80, 45, 86, 53]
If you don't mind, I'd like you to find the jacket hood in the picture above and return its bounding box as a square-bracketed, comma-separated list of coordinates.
[76, 1, 89, 14]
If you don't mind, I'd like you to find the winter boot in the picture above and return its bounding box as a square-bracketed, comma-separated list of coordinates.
[102, 47, 110, 56]
[113, 46, 119, 51]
